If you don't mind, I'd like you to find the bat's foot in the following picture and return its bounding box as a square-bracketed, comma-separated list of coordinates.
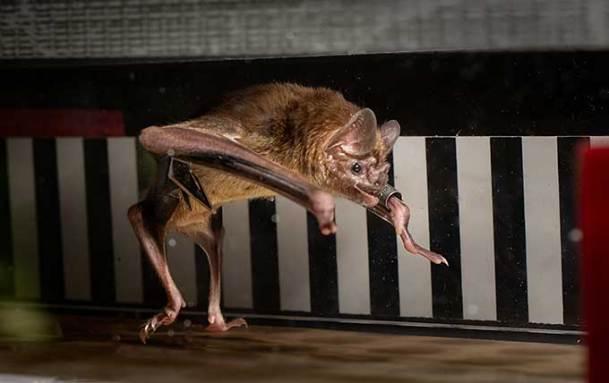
[206, 313, 248, 333]
[138, 300, 185, 344]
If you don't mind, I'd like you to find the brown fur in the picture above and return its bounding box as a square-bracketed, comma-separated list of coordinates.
[132, 83, 413, 340]
[162, 83, 393, 231]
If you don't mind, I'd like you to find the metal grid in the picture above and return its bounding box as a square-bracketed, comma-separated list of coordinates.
[1, 0, 609, 59]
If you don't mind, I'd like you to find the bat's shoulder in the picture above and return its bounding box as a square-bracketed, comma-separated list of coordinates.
[186, 83, 359, 147]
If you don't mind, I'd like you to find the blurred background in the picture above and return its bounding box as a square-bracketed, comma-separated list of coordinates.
[2, 0, 609, 59]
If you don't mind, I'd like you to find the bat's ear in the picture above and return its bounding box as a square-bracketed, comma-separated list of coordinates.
[327, 108, 377, 155]
[380, 120, 400, 153]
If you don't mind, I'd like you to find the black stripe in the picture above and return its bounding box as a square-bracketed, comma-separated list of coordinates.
[307, 212, 338, 315]
[558, 137, 588, 325]
[4, 53, 609, 139]
[490, 137, 528, 324]
[136, 144, 163, 306]
[33, 139, 64, 302]
[84, 139, 116, 304]
[195, 244, 210, 310]
[367, 157, 400, 317]
[136, 143, 165, 307]
[426, 138, 463, 319]
[249, 198, 280, 312]
[0, 139, 14, 299]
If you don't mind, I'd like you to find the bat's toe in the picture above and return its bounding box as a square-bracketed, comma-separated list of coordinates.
[206, 317, 248, 332]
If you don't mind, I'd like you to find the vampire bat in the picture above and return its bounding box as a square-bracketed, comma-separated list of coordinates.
[130, 83, 447, 343]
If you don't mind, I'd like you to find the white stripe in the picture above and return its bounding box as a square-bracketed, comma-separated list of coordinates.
[276, 196, 311, 312]
[222, 200, 253, 309]
[393, 137, 433, 318]
[335, 198, 370, 314]
[522, 137, 563, 324]
[456, 137, 497, 320]
[56, 138, 91, 301]
[107, 138, 143, 303]
[590, 136, 609, 147]
[7, 138, 39, 299]
[166, 233, 197, 307]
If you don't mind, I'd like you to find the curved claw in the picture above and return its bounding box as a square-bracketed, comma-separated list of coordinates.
[139, 322, 157, 344]
[138, 306, 181, 344]
[399, 228, 449, 266]
[231, 318, 248, 329]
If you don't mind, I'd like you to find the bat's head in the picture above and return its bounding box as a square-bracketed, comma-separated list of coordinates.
[323, 108, 400, 207]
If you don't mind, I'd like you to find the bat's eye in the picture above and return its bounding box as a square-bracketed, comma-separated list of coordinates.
[351, 162, 362, 174]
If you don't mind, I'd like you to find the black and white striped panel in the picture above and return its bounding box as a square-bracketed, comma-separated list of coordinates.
[2, 138, 143, 304]
[1, 136, 606, 328]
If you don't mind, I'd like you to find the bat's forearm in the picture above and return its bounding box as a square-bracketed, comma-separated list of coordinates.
[140, 126, 336, 234]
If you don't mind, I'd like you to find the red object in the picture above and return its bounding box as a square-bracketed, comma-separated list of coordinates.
[0, 109, 125, 137]
[581, 147, 609, 382]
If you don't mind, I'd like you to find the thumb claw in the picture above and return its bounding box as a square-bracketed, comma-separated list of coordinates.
[320, 223, 337, 236]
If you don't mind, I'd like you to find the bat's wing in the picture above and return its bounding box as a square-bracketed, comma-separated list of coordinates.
[168, 156, 212, 210]
[139, 125, 336, 234]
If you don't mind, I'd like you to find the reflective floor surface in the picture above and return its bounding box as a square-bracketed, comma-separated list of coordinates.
[0, 311, 584, 383]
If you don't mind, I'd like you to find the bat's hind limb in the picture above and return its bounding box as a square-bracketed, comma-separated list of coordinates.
[128, 160, 187, 343]
[178, 211, 248, 332]
[128, 161, 246, 343]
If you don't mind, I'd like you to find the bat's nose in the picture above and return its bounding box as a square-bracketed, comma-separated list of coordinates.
[376, 172, 389, 187]
[369, 166, 388, 184]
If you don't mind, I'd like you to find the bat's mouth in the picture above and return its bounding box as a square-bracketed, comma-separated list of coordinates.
[355, 183, 380, 207]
